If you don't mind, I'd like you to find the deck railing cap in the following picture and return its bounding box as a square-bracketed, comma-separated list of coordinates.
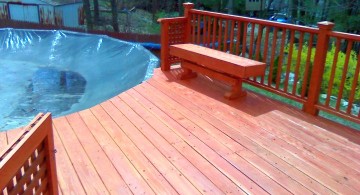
[183, 2, 194, 7]
[317, 21, 335, 30]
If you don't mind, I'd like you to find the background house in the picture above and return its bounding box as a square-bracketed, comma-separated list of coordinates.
[0, 0, 84, 27]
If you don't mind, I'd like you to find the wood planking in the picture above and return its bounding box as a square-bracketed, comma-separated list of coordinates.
[146, 77, 334, 194]
[74, 106, 153, 194]
[118, 89, 269, 194]
[126, 86, 295, 194]
[269, 110, 360, 164]
[90, 103, 178, 194]
[65, 113, 133, 194]
[101, 96, 244, 194]
[108, 96, 202, 195]
[52, 125, 86, 195]
[132, 82, 313, 195]
[1, 68, 360, 194]
[253, 110, 360, 187]
[102, 97, 203, 195]
[52, 117, 110, 194]
[0, 131, 7, 153]
[112, 94, 225, 194]
[149, 69, 360, 192]
[215, 92, 360, 191]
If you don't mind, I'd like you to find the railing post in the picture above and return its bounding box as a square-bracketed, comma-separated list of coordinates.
[183, 3, 194, 43]
[159, 19, 170, 71]
[303, 21, 335, 115]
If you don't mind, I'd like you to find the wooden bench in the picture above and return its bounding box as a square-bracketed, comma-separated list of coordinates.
[169, 44, 266, 99]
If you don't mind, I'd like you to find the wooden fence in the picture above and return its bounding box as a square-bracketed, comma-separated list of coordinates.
[159, 3, 360, 124]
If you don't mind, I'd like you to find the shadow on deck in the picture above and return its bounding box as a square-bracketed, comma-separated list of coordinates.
[1, 68, 360, 194]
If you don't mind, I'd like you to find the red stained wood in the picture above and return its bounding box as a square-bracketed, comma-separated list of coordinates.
[91, 103, 178, 194]
[52, 118, 109, 194]
[66, 112, 134, 194]
[0, 131, 7, 153]
[1, 68, 360, 194]
[170, 44, 266, 78]
[52, 125, 86, 195]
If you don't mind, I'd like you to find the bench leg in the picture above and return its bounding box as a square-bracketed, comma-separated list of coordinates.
[224, 79, 247, 99]
[179, 67, 198, 80]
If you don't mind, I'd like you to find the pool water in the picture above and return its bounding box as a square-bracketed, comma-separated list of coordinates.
[0, 29, 158, 131]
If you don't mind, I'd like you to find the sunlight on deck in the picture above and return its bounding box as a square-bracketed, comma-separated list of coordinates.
[1, 68, 360, 194]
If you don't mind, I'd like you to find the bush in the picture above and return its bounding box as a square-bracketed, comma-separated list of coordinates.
[284, 42, 359, 102]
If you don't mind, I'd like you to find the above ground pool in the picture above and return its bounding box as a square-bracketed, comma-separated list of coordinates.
[0, 28, 159, 131]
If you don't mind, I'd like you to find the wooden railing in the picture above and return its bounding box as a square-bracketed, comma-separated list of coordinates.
[0, 113, 58, 195]
[159, 3, 360, 124]
[314, 31, 360, 122]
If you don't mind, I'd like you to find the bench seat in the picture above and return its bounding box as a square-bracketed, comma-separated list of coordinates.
[169, 44, 266, 99]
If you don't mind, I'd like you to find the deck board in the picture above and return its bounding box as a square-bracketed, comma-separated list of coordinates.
[147, 74, 336, 194]
[153, 71, 359, 194]
[128, 85, 292, 194]
[1, 68, 360, 194]
[52, 125, 86, 195]
[134, 82, 312, 194]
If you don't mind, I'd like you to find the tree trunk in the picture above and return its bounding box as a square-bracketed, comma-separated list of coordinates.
[151, 0, 159, 22]
[227, 0, 234, 14]
[178, 0, 184, 15]
[267, 0, 274, 10]
[83, 0, 93, 30]
[111, 0, 119, 32]
[93, 0, 100, 23]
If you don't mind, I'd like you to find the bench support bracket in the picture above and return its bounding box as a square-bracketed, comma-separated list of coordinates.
[180, 60, 247, 99]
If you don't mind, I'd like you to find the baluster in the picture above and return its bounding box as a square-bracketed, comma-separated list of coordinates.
[217, 19, 222, 50]
[268, 28, 278, 87]
[229, 20, 235, 54]
[325, 38, 341, 106]
[211, 17, 217, 49]
[335, 41, 353, 111]
[235, 21, 241, 55]
[300, 34, 314, 98]
[223, 20, 229, 52]
[346, 51, 360, 115]
[275, 28, 287, 89]
[292, 32, 304, 95]
[284, 30, 295, 93]
[261, 26, 270, 84]
[241, 22, 248, 57]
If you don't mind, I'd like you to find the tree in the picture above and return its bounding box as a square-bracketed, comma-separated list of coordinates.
[111, 0, 119, 32]
[178, 0, 184, 15]
[93, 0, 100, 23]
[227, 0, 234, 14]
[83, 0, 93, 30]
[151, 0, 159, 22]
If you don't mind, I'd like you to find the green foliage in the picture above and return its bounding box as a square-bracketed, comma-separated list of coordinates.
[285, 43, 359, 102]
[197, 0, 245, 14]
[322, 44, 360, 103]
[284, 42, 315, 95]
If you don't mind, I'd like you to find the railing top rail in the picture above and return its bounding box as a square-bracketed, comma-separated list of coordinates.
[189, 9, 319, 34]
[328, 31, 360, 41]
[157, 17, 187, 23]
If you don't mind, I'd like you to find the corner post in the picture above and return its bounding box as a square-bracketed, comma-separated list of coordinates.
[159, 18, 170, 71]
[183, 3, 194, 43]
[303, 21, 334, 115]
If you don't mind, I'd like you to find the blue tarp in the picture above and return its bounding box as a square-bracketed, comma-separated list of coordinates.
[0, 28, 159, 131]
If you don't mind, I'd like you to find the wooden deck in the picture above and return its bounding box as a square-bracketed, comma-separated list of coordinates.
[1, 68, 360, 194]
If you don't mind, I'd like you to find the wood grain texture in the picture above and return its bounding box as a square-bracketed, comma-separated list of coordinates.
[170, 44, 266, 78]
[1, 68, 360, 194]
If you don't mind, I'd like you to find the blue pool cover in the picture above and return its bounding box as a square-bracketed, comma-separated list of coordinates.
[0, 28, 159, 131]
